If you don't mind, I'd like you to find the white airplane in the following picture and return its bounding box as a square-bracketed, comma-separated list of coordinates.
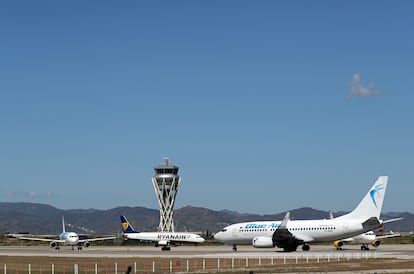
[214, 176, 390, 252]
[329, 210, 403, 251]
[333, 230, 401, 250]
[120, 215, 205, 251]
[17, 216, 116, 250]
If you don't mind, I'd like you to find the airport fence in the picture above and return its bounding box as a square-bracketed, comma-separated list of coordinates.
[1, 252, 378, 274]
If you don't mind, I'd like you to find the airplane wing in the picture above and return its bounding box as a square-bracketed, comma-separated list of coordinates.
[375, 232, 401, 239]
[335, 237, 354, 243]
[272, 212, 305, 251]
[78, 236, 116, 243]
[272, 212, 291, 240]
[291, 233, 314, 243]
[17, 236, 65, 243]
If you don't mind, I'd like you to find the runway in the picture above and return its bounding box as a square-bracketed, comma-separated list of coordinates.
[1, 244, 413, 259]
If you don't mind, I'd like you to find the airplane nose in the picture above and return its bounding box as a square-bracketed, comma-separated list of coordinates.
[214, 232, 223, 241]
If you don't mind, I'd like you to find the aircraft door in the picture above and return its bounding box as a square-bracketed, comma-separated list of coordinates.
[232, 227, 238, 238]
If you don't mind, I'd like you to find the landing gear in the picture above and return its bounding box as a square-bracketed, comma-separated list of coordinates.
[54, 246, 60, 250]
[302, 244, 310, 251]
[77, 246, 83, 251]
[232, 244, 237, 252]
[161, 246, 171, 251]
[361, 245, 369, 251]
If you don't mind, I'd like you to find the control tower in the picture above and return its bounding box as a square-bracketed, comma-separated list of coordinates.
[152, 158, 181, 232]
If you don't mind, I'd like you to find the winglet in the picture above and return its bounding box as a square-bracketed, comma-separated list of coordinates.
[280, 212, 290, 229]
[120, 215, 138, 233]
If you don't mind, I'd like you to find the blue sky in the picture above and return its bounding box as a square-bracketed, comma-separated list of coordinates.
[1, 1, 413, 215]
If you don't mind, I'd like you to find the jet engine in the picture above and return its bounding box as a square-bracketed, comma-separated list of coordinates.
[252, 236, 274, 248]
[333, 240, 344, 249]
[49, 241, 58, 248]
[371, 240, 381, 247]
[157, 240, 168, 246]
[84, 241, 91, 248]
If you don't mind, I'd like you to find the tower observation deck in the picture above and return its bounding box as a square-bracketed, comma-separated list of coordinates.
[152, 158, 181, 232]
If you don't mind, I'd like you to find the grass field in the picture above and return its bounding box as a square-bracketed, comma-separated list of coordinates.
[1, 255, 414, 274]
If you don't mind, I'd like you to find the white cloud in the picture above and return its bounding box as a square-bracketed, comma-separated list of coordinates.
[349, 73, 381, 97]
[3, 191, 54, 199]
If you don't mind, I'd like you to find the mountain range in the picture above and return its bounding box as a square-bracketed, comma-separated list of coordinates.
[0, 202, 411, 235]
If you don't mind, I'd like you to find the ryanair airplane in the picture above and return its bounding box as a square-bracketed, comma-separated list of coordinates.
[120, 215, 205, 250]
[214, 176, 391, 252]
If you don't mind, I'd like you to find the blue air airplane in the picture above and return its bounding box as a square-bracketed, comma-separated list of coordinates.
[214, 176, 390, 252]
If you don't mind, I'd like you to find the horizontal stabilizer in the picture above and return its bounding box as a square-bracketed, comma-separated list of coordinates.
[362, 217, 381, 231]
[383, 217, 403, 224]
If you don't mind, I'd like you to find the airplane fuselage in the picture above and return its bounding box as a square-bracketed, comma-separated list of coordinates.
[343, 231, 376, 244]
[215, 218, 367, 246]
[59, 232, 80, 245]
[124, 231, 205, 244]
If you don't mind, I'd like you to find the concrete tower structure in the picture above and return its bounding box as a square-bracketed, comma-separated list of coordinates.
[152, 158, 181, 232]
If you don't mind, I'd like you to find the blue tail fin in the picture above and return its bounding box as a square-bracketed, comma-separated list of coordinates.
[120, 215, 138, 233]
[62, 216, 66, 233]
[336, 176, 388, 221]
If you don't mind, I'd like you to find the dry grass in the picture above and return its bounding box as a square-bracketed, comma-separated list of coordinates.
[2, 255, 414, 274]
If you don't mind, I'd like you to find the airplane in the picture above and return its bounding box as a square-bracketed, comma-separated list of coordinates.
[214, 176, 390, 252]
[120, 215, 205, 251]
[333, 230, 401, 250]
[329, 210, 403, 251]
[17, 216, 116, 250]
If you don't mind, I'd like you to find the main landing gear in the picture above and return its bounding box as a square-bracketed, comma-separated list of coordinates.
[302, 244, 310, 251]
[232, 244, 237, 252]
[361, 245, 370, 251]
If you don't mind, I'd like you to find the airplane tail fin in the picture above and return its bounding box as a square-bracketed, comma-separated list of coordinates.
[337, 176, 388, 221]
[120, 215, 138, 233]
[62, 216, 66, 233]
